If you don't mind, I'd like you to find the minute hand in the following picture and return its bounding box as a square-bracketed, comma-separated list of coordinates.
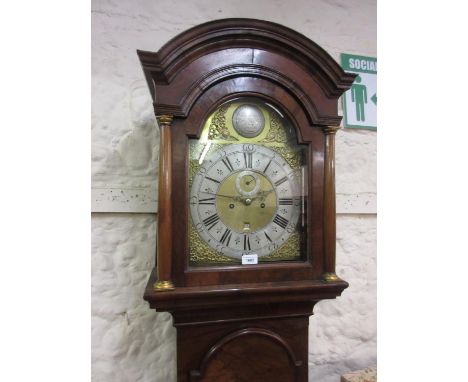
[202, 192, 242, 201]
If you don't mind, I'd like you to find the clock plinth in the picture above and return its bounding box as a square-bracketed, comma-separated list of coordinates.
[147, 280, 349, 382]
[145, 270, 348, 382]
[138, 18, 355, 381]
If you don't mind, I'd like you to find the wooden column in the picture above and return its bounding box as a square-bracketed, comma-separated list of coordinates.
[322, 125, 340, 282]
[154, 115, 175, 291]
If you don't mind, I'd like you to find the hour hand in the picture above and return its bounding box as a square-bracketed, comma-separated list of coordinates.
[252, 188, 275, 200]
[220, 193, 243, 202]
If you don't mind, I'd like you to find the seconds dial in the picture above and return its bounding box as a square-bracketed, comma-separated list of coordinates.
[190, 144, 301, 259]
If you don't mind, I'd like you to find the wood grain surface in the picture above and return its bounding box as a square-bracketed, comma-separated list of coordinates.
[137, 18, 355, 381]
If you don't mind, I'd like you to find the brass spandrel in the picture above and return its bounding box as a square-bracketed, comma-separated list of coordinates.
[188, 160, 199, 188]
[270, 146, 303, 171]
[189, 220, 239, 265]
[208, 104, 236, 141]
[260, 232, 301, 262]
[259, 111, 288, 144]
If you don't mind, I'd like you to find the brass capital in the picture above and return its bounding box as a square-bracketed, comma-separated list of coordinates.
[322, 272, 340, 282]
[157, 114, 174, 126]
[323, 125, 341, 135]
[153, 280, 175, 292]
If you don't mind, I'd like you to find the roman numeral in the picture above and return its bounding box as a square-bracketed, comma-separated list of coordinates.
[198, 197, 216, 205]
[220, 228, 232, 246]
[274, 176, 288, 187]
[243, 235, 251, 250]
[263, 159, 272, 174]
[244, 152, 253, 168]
[203, 214, 219, 231]
[205, 176, 220, 184]
[273, 214, 289, 229]
[222, 157, 234, 172]
[279, 198, 293, 205]
[264, 232, 272, 242]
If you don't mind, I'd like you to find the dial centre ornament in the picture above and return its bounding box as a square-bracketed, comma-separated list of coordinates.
[232, 104, 265, 138]
[217, 169, 276, 233]
[235, 170, 260, 197]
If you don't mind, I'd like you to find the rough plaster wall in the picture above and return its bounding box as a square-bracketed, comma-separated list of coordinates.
[92, 214, 176, 381]
[91, 1, 376, 381]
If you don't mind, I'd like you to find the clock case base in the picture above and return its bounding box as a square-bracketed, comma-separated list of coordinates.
[145, 269, 348, 382]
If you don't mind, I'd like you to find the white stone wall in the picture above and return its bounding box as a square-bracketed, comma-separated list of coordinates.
[92, 1, 376, 381]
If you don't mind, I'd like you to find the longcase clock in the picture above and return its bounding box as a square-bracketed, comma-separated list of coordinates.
[137, 18, 356, 382]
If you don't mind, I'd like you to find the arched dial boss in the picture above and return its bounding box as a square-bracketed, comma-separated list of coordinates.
[190, 144, 301, 259]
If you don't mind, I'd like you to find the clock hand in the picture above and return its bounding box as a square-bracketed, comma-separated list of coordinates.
[245, 177, 255, 186]
[251, 188, 275, 200]
[201, 191, 243, 201]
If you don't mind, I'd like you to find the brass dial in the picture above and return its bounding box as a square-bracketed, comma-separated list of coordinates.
[188, 98, 306, 264]
[217, 170, 277, 233]
[190, 144, 300, 259]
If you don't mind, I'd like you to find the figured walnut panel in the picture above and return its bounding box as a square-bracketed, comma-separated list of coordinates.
[191, 328, 301, 382]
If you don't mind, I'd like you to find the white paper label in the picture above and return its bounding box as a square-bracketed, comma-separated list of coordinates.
[242, 254, 258, 265]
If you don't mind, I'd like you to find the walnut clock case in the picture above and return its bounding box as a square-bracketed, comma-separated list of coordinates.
[137, 19, 356, 382]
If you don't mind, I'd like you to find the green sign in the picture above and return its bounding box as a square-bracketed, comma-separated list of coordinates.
[341, 53, 377, 130]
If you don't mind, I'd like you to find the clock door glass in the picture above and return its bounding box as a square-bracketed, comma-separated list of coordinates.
[188, 99, 307, 266]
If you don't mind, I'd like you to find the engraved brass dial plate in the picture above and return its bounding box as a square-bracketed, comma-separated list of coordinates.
[188, 99, 307, 265]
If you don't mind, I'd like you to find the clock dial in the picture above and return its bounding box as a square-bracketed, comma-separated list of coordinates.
[188, 98, 307, 265]
[190, 144, 300, 259]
